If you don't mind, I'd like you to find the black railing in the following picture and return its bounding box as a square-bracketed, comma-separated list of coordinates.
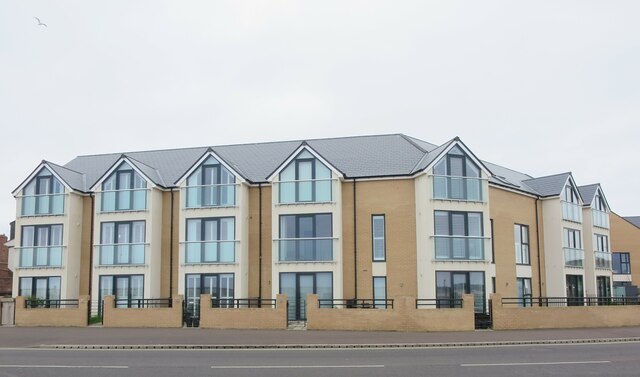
[113, 298, 172, 308]
[415, 298, 463, 309]
[287, 299, 306, 321]
[25, 298, 78, 309]
[318, 298, 394, 309]
[502, 296, 640, 307]
[211, 298, 277, 308]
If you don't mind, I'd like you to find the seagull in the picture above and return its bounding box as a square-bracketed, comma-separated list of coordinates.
[34, 17, 47, 27]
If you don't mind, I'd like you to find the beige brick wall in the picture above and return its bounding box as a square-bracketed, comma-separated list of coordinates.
[199, 294, 287, 329]
[491, 293, 640, 330]
[79, 196, 92, 296]
[248, 185, 272, 299]
[307, 293, 474, 331]
[610, 213, 640, 285]
[15, 295, 89, 327]
[160, 190, 180, 297]
[102, 295, 183, 328]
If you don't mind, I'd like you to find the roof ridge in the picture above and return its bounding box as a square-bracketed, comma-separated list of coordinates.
[398, 134, 427, 153]
[45, 160, 85, 176]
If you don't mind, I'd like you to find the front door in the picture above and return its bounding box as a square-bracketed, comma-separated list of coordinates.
[566, 274, 584, 306]
[597, 276, 611, 304]
[280, 272, 332, 321]
[185, 273, 235, 326]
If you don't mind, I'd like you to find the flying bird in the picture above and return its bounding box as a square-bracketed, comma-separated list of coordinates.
[34, 17, 47, 27]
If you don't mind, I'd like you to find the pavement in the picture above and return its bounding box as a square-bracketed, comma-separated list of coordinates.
[1, 326, 640, 349]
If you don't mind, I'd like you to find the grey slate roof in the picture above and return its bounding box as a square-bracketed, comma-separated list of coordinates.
[577, 184, 600, 206]
[46, 161, 87, 192]
[410, 138, 457, 174]
[624, 216, 640, 228]
[521, 172, 572, 198]
[483, 161, 537, 194]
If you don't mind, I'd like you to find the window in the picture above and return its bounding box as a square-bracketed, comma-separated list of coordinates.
[436, 271, 486, 312]
[563, 228, 584, 267]
[185, 273, 235, 322]
[372, 215, 386, 261]
[101, 162, 147, 212]
[434, 211, 484, 260]
[433, 146, 483, 201]
[279, 214, 333, 261]
[185, 156, 236, 208]
[185, 218, 235, 263]
[99, 221, 145, 265]
[99, 275, 144, 309]
[516, 277, 532, 307]
[373, 277, 387, 308]
[279, 150, 332, 203]
[19, 276, 61, 301]
[592, 191, 609, 228]
[514, 224, 530, 265]
[594, 234, 611, 269]
[561, 183, 582, 223]
[565, 274, 584, 306]
[20, 224, 63, 267]
[613, 252, 631, 274]
[21, 168, 65, 216]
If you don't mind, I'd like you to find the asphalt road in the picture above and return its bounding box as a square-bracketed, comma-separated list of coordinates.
[0, 342, 639, 377]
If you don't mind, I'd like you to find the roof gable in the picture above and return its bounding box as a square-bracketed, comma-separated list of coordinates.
[12, 161, 84, 195]
[174, 148, 247, 185]
[266, 143, 344, 181]
[412, 137, 493, 177]
[89, 156, 158, 191]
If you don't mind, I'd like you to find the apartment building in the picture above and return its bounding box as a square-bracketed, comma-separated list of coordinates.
[8, 134, 633, 325]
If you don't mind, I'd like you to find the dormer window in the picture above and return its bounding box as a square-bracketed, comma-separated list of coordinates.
[433, 146, 483, 201]
[561, 183, 582, 223]
[22, 168, 65, 216]
[101, 162, 147, 212]
[185, 156, 236, 208]
[592, 190, 609, 229]
[279, 151, 332, 204]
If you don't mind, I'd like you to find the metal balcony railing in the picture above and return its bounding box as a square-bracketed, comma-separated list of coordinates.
[17, 246, 64, 268]
[592, 210, 610, 229]
[277, 238, 334, 262]
[434, 236, 485, 260]
[18, 193, 65, 216]
[416, 298, 464, 308]
[564, 247, 584, 268]
[562, 201, 582, 223]
[96, 244, 148, 266]
[183, 183, 237, 208]
[181, 241, 237, 264]
[433, 175, 484, 202]
[99, 188, 148, 212]
[276, 178, 334, 204]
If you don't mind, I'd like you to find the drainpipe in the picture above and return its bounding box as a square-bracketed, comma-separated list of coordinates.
[169, 189, 175, 298]
[353, 178, 358, 300]
[88, 193, 95, 322]
[535, 198, 543, 300]
[258, 183, 263, 300]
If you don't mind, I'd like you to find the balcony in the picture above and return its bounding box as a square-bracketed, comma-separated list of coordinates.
[183, 184, 236, 208]
[182, 240, 237, 264]
[564, 247, 584, 268]
[100, 188, 148, 212]
[595, 251, 612, 270]
[97, 243, 147, 266]
[592, 210, 609, 229]
[277, 179, 333, 204]
[19, 193, 65, 216]
[433, 176, 484, 202]
[434, 236, 485, 260]
[277, 238, 334, 262]
[18, 246, 64, 268]
[561, 201, 582, 223]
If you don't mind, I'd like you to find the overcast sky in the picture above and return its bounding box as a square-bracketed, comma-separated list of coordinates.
[1, 1, 639, 236]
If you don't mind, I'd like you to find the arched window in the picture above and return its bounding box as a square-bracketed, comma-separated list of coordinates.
[279, 150, 332, 204]
[101, 162, 147, 212]
[22, 168, 64, 216]
[185, 156, 236, 208]
[433, 146, 482, 201]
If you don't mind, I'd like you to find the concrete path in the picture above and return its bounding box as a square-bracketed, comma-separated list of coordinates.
[1, 326, 640, 349]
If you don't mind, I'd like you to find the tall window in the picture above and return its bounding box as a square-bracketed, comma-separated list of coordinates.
[434, 211, 484, 260]
[561, 183, 582, 223]
[20, 224, 63, 267]
[594, 234, 611, 270]
[185, 156, 236, 208]
[514, 224, 530, 265]
[185, 218, 235, 263]
[436, 271, 486, 312]
[19, 276, 61, 301]
[613, 252, 631, 274]
[279, 150, 332, 203]
[433, 146, 482, 201]
[563, 228, 583, 267]
[22, 168, 65, 216]
[372, 215, 386, 261]
[101, 162, 147, 212]
[516, 277, 532, 307]
[373, 277, 387, 308]
[592, 191, 609, 228]
[99, 275, 144, 308]
[99, 221, 145, 265]
[185, 273, 235, 319]
[279, 214, 332, 261]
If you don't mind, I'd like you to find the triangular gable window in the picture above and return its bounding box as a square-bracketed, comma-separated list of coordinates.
[433, 145, 483, 201]
[561, 181, 582, 223]
[101, 162, 147, 212]
[22, 168, 65, 216]
[279, 150, 332, 204]
[592, 189, 610, 229]
[185, 156, 236, 208]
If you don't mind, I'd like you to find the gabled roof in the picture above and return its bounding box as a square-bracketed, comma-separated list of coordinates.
[577, 183, 607, 208]
[12, 160, 86, 195]
[624, 216, 640, 228]
[522, 172, 574, 198]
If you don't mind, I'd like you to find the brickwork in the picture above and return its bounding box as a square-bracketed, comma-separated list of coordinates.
[102, 295, 183, 328]
[199, 294, 287, 329]
[15, 295, 89, 327]
[491, 293, 640, 330]
[306, 293, 474, 331]
[610, 213, 640, 285]
[0, 235, 11, 296]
